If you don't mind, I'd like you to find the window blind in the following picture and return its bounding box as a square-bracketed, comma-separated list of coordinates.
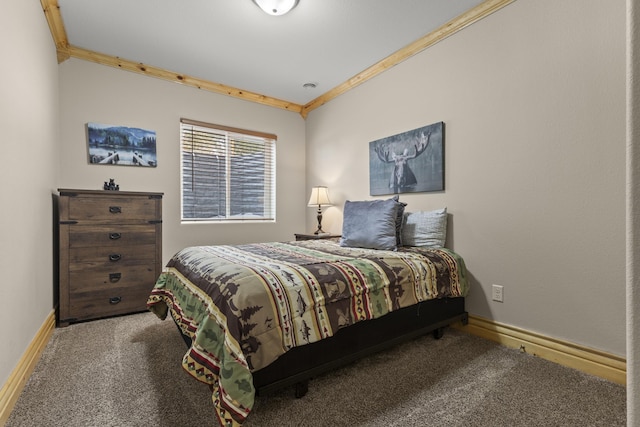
[180, 118, 276, 222]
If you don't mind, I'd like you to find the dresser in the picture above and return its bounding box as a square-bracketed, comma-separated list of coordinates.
[56, 189, 163, 326]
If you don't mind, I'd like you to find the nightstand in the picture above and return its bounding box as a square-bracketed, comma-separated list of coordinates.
[295, 233, 341, 241]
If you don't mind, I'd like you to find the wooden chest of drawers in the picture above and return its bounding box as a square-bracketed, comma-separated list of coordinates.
[56, 189, 163, 326]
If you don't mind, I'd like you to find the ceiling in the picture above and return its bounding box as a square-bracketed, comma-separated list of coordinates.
[43, 0, 511, 116]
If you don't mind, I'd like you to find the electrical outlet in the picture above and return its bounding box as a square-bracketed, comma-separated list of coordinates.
[492, 284, 504, 302]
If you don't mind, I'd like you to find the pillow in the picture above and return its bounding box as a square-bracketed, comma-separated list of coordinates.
[401, 208, 447, 248]
[390, 195, 407, 246]
[340, 198, 399, 250]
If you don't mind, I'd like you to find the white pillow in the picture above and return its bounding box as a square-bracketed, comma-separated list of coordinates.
[401, 208, 447, 248]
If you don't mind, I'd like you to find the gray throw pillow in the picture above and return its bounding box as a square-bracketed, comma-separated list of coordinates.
[401, 208, 447, 248]
[340, 199, 399, 250]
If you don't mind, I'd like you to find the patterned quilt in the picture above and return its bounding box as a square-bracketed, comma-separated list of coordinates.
[147, 239, 468, 427]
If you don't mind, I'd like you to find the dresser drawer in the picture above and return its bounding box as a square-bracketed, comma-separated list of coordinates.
[66, 195, 160, 222]
[68, 263, 158, 293]
[68, 225, 157, 248]
[68, 286, 152, 321]
[69, 244, 156, 264]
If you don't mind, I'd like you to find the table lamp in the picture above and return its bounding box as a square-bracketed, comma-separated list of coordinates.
[307, 186, 332, 234]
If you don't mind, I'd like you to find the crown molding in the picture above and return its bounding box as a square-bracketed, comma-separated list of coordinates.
[41, 0, 69, 62]
[63, 45, 304, 114]
[41, 0, 513, 118]
[300, 0, 515, 118]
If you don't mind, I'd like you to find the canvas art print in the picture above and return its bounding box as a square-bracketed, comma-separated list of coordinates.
[87, 122, 157, 167]
[369, 121, 444, 196]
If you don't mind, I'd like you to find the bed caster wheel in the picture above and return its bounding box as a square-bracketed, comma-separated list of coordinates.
[295, 380, 309, 398]
[433, 327, 445, 340]
[461, 312, 469, 326]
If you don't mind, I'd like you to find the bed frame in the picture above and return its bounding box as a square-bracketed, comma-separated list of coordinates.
[177, 297, 467, 398]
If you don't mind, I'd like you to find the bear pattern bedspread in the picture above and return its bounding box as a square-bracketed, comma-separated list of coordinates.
[147, 239, 469, 427]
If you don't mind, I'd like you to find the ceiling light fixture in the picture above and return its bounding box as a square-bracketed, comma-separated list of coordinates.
[252, 0, 299, 16]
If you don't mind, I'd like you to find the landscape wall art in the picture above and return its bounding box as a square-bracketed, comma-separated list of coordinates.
[87, 122, 157, 167]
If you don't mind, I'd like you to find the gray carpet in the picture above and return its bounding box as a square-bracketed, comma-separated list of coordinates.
[6, 312, 625, 427]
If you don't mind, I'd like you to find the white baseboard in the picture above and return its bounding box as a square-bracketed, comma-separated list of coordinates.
[0, 310, 56, 425]
[453, 315, 626, 385]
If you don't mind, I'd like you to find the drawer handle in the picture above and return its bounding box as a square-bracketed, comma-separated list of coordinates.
[109, 206, 122, 214]
[109, 232, 122, 240]
[109, 254, 122, 262]
[109, 273, 121, 283]
[109, 296, 122, 304]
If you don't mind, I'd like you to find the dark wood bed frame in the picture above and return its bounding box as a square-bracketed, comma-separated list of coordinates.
[177, 297, 467, 398]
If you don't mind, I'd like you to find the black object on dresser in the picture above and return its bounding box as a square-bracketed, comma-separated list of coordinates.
[56, 189, 163, 326]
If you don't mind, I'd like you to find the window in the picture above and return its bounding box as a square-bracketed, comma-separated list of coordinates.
[180, 118, 276, 222]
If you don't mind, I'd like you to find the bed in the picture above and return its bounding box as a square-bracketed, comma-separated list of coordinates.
[148, 234, 468, 426]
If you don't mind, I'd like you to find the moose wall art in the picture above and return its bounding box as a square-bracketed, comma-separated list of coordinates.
[369, 121, 444, 196]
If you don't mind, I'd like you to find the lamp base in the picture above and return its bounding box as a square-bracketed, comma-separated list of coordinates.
[315, 206, 324, 235]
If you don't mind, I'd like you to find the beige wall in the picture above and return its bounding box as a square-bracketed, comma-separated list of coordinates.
[627, 0, 639, 422]
[0, 1, 59, 386]
[58, 59, 307, 262]
[1, 0, 631, 412]
[306, 0, 627, 356]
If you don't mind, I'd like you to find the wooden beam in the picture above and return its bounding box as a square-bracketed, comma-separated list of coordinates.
[66, 45, 304, 114]
[41, 0, 512, 117]
[300, 0, 515, 118]
[39, 0, 301, 112]
[40, 0, 70, 63]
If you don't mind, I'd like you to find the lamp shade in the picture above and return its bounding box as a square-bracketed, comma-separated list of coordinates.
[307, 186, 332, 207]
[252, 0, 299, 16]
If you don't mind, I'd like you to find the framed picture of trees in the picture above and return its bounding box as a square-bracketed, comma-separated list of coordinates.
[86, 122, 157, 167]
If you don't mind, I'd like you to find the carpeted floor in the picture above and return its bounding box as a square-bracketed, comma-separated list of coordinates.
[6, 312, 626, 427]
